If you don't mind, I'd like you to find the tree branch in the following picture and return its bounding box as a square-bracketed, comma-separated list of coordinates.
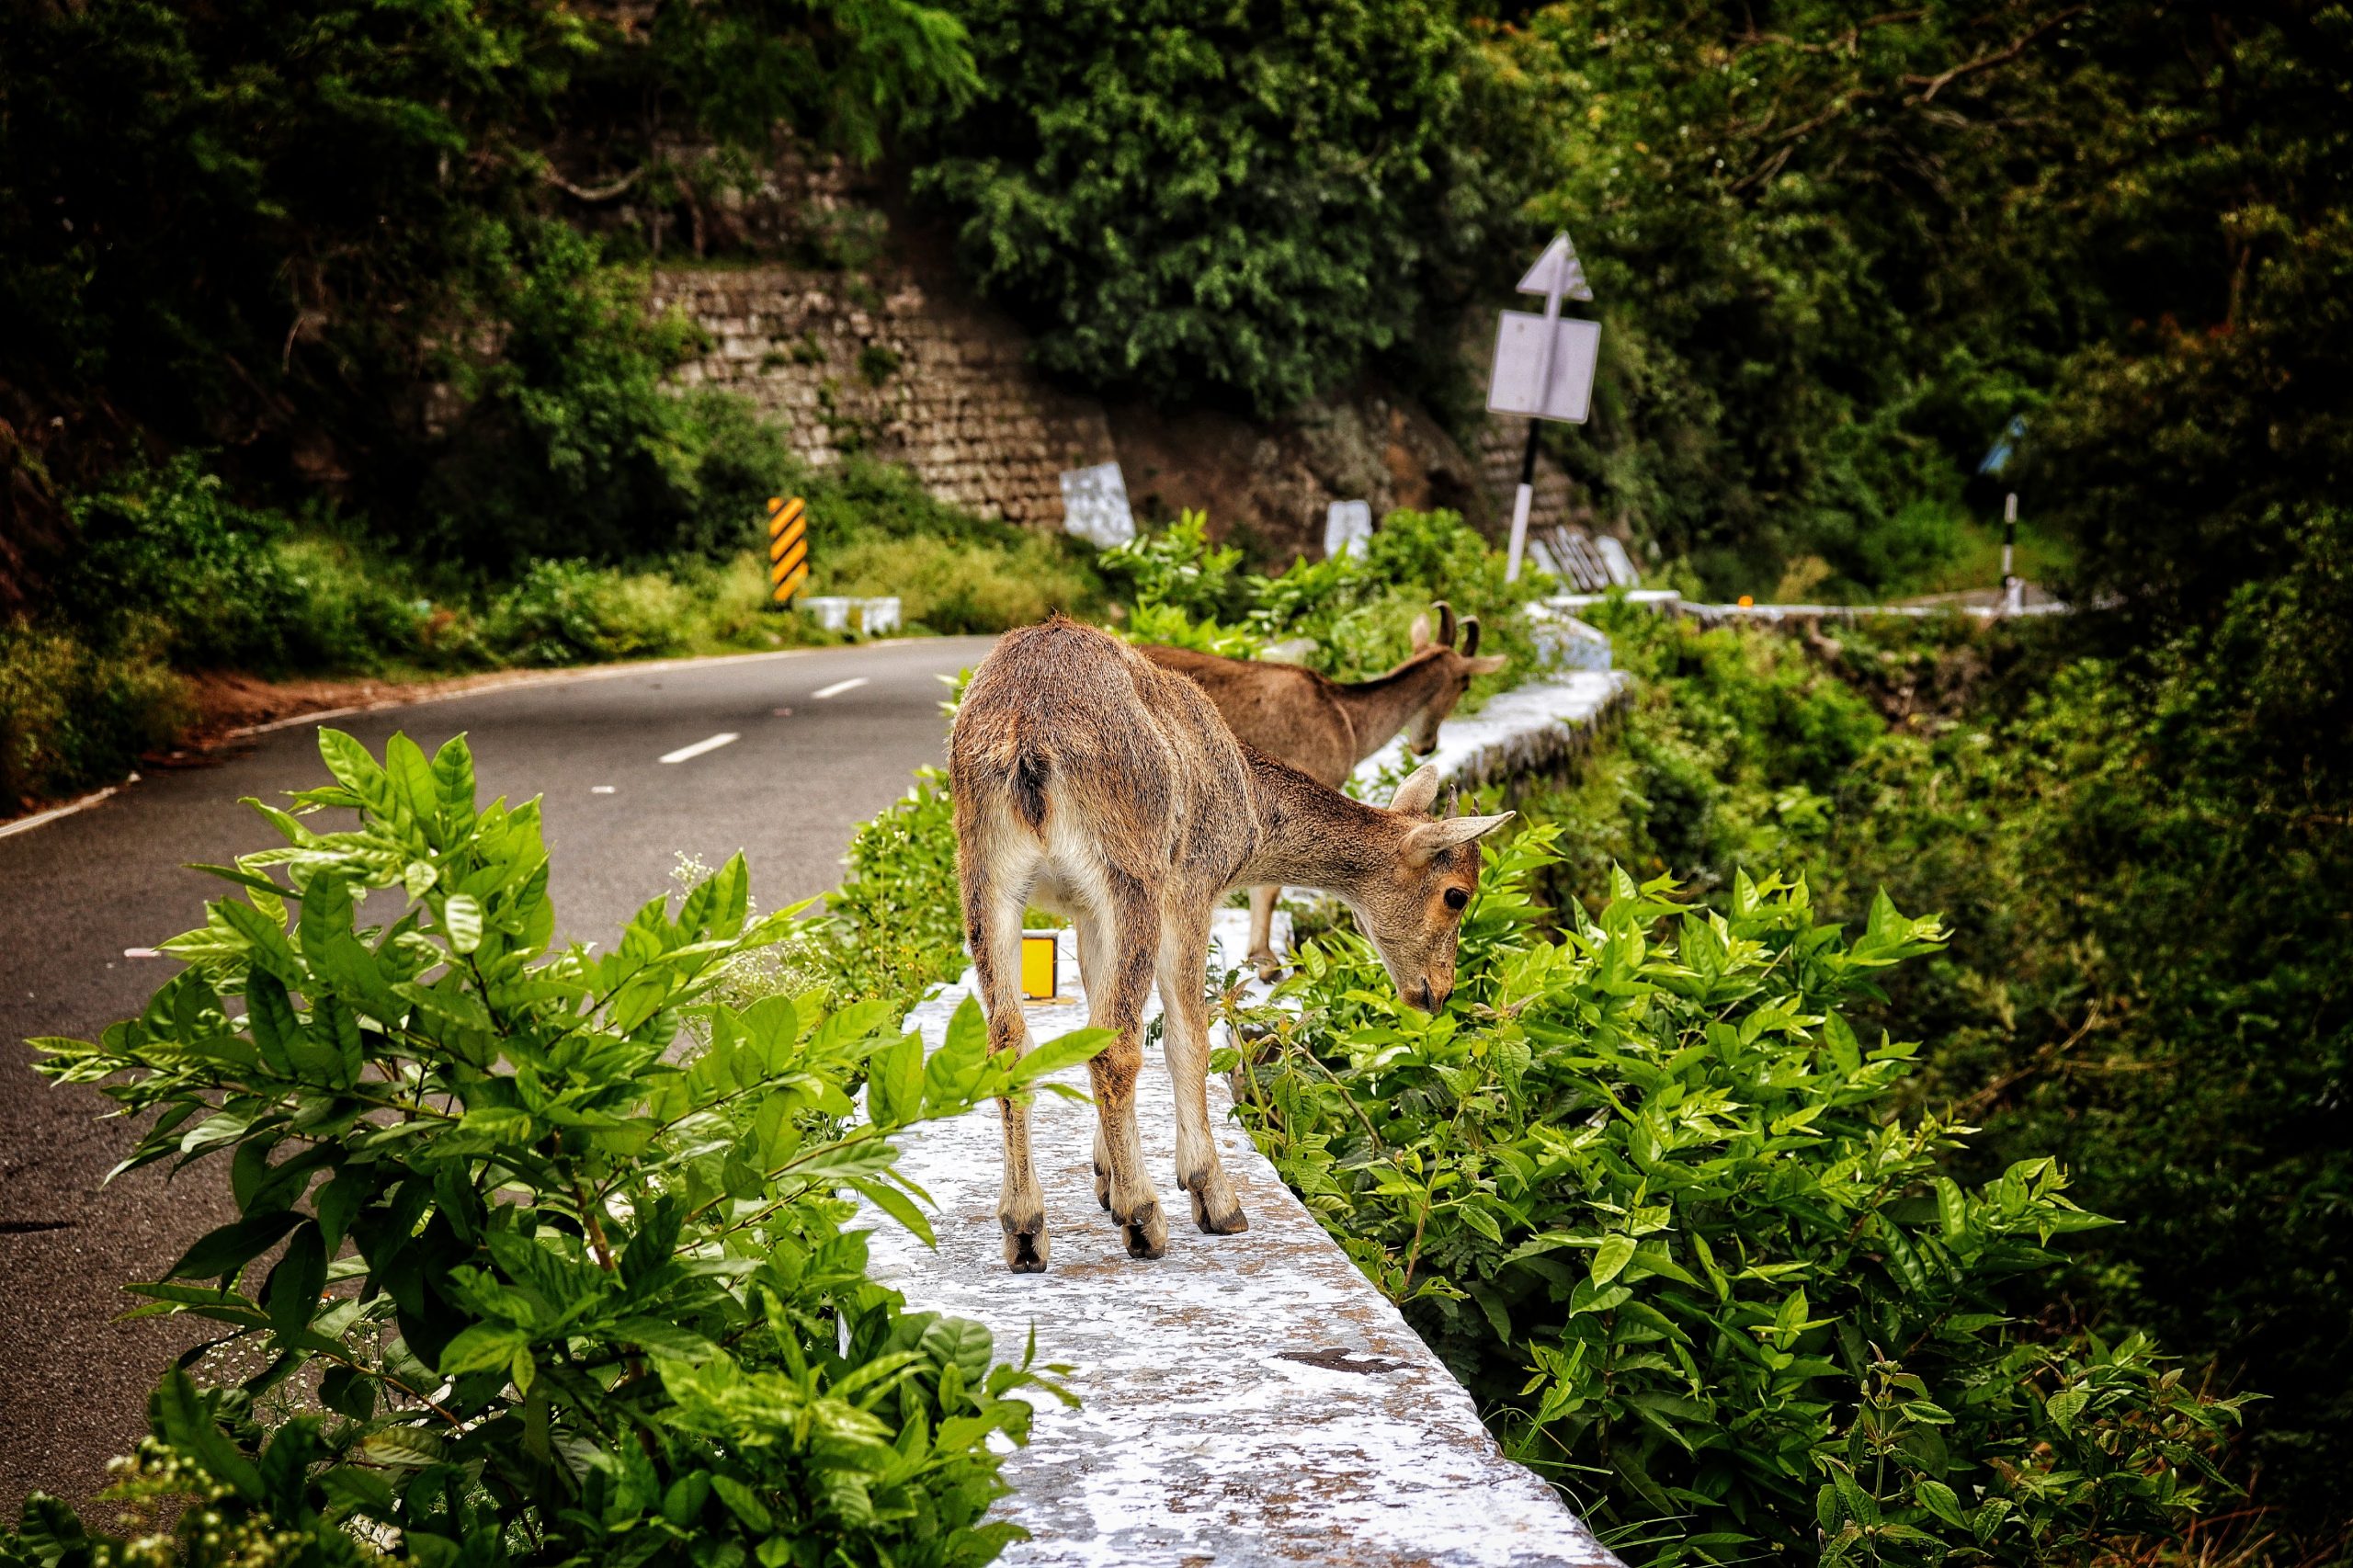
[1904, 6, 2086, 103]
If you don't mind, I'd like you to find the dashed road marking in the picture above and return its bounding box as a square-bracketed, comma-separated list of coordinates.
[659, 733, 739, 764]
[812, 676, 870, 699]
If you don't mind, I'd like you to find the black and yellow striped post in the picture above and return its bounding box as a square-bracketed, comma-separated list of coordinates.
[766, 495, 808, 605]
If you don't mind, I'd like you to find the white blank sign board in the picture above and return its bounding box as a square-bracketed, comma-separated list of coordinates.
[1059, 462, 1137, 549]
[1324, 499, 1372, 559]
[1485, 313, 1602, 424]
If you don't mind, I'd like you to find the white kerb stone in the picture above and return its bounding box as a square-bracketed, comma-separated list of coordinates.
[865, 912, 1620, 1568]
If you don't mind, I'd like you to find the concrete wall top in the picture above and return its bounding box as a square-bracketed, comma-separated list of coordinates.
[870, 914, 1620, 1568]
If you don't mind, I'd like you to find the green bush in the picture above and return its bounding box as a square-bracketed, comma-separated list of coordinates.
[12, 729, 1108, 1567]
[2, 0, 976, 566]
[0, 622, 189, 810]
[479, 559, 700, 666]
[59, 456, 428, 676]
[1548, 568, 2353, 1531]
[818, 534, 1102, 634]
[1101, 506, 1552, 704]
[914, 0, 1526, 414]
[821, 767, 968, 1010]
[1226, 832, 2243, 1563]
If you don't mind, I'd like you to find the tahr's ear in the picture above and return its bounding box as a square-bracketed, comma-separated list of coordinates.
[1434, 600, 1457, 648]
[1404, 812, 1517, 867]
[1460, 616, 1482, 656]
[1409, 611, 1432, 652]
[1471, 653, 1507, 676]
[1388, 764, 1443, 818]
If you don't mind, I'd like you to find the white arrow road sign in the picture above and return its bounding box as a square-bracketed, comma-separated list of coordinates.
[1517, 232, 1595, 301]
[1485, 314, 1601, 422]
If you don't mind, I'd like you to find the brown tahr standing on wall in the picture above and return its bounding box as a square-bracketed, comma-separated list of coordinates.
[1142, 601, 1506, 977]
[949, 616, 1512, 1273]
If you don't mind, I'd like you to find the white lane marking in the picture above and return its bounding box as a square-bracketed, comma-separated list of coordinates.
[591, 785, 616, 794]
[659, 733, 739, 765]
[812, 676, 870, 699]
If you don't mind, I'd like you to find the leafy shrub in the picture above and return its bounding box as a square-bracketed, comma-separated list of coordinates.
[480, 559, 699, 666]
[821, 767, 968, 1009]
[423, 224, 793, 568]
[1225, 832, 2243, 1563]
[14, 730, 1106, 1567]
[0, 621, 189, 809]
[59, 455, 428, 676]
[915, 0, 1524, 414]
[1103, 506, 1552, 702]
[818, 534, 1101, 634]
[2, 0, 976, 565]
[1097, 511, 1252, 624]
[1546, 574, 2353, 1531]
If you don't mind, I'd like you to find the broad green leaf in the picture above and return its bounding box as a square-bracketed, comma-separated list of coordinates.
[710, 1473, 773, 1532]
[844, 1175, 935, 1247]
[438, 1324, 529, 1377]
[443, 893, 483, 954]
[168, 1210, 306, 1283]
[1010, 1026, 1113, 1085]
[1590, 1233, 1637, 1285]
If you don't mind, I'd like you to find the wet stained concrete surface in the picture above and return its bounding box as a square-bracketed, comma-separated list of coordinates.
[869, 916, 1620, 1567]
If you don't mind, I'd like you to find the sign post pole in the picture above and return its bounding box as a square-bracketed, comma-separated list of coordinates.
[1506, 267, 1568, 584]
[2002, 492, 2022, 615]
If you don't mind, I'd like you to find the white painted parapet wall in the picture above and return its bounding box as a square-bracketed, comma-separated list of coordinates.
[872, 916, 1620, 1568]
[862, 670, 1639, 1565]
[1352, 667, 1631, 796]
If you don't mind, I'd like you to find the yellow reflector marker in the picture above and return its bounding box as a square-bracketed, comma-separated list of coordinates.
[1020, 933, 1059, 1001]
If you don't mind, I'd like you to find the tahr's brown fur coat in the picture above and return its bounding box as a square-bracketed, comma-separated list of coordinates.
[950, 617, 1509, 1272]
[1142, 603, 1505, 972]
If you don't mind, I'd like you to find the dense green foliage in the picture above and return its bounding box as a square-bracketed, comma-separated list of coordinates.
[1100, 506, 1551, 720]
[0, 446, 1106, 811]
[1228, 835, 2241, 1563]
[1492, 3, 2351, 605]
[1521, 581, 2353, 1533]
[915, 0, 1531, 415]
[0, 0, 972, 540]
[7, 730, 1108, 1567]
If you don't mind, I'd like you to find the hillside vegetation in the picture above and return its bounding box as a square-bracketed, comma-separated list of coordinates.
[3, 1, 2349, 1561]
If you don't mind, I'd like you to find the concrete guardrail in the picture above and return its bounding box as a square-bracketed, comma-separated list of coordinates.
[861, 672, 1633, 1566]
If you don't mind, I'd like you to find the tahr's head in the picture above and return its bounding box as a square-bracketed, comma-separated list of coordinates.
[1354, 765, 1513, 1012]
[1400, 602, 1508, 757]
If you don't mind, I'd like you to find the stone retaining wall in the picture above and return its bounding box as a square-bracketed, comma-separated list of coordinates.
[651, 268, 1119, 528]
[654, 261, 1605, 556]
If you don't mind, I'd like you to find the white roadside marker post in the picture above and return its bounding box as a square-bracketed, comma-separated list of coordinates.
[2002, 492, 2024, 615]
[1486, 233, 1602, 583]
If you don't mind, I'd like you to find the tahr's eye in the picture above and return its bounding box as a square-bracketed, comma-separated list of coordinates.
[1443, 887, 1470, 912]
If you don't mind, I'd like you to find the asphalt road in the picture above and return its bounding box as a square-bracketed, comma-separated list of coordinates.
[0, 634, 995, 1511]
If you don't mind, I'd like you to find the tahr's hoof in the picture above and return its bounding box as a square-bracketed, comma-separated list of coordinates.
[1001, 1215, 1049, 1273]
[1249, 951, 1285, 983]
[1093, 1161, 1112, 1210]
[1189, 1187, 1250, 1235]
[1119, 1201, 1167, 1260]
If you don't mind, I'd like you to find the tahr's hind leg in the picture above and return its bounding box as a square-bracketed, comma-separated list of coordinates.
[1074, 912, 1115, 1210]
[1246, 883, 1285, 981]
[1161, 909, 1247, 1235]
[967, 863, 1047, 1272]
[1090, 882, 1167, 1259]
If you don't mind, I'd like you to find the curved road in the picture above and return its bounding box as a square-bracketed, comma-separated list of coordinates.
[0, 634, 995, 1509]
